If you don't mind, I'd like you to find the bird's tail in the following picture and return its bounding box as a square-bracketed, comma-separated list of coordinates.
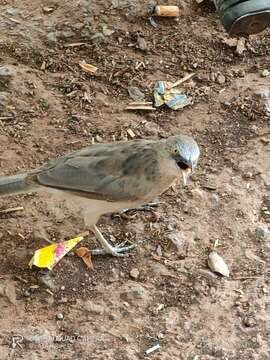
[0, 173, 38, 197]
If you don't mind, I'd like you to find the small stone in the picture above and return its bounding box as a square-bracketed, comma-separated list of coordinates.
[243, 316, 257, 328]
[91, 32, 105, 43]
[167, 232, 186, 252]
[236, 37, 246, 55]
[120, 283, 149, 304]
[130, 268, 140, 280]
[216, 73, 226, 84]
[102, 26, 114, 36]
[83, 301, 105, 315]
[46, 32, 58, 44]
[43, 6, 54, 13]
[0, 66, 16, 78]
[190, 188, 204, 200]
[56, 313, 64, 320]
[39, 273, 56, 291]
[60, 286, 65, 291]
[0, 92, 9, 106]
[59, 30, 75, 39]
[127, 86, 145, 101]
[6, 8, 20, 16]
[24, 290, 31, 297]
[137, 36, 147, 51]
[261, 69, 270, 77]
[256, 224, 269, 241]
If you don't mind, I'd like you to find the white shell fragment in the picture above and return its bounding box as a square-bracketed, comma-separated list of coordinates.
[208, 251, 230, 277]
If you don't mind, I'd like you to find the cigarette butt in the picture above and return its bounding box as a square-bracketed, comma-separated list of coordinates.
[154, 5, 180, 17]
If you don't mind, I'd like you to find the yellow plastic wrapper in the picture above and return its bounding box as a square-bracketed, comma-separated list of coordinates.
[29, 235, 84, 270]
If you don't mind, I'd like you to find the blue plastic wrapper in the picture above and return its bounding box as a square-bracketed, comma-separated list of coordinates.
[153, 81, 191, 110]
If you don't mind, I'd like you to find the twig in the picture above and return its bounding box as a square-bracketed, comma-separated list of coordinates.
[233, 276, 261, 281]
[0, 116, 14, 121]
[0, 206, 24, 214]
[125, 105, 156, 111]
[168, 73, 195, 89]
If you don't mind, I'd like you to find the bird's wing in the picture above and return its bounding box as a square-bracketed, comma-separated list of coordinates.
[28, 141, 161, 202]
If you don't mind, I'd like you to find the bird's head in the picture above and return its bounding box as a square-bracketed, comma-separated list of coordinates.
[168, 135, 200, 186]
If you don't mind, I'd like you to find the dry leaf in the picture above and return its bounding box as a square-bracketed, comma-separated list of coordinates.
[208, 251, 230, 277]
[75, 247, 94, 269]
[79, 62, 98, 74]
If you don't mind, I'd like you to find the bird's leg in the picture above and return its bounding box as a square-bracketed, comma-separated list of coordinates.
[89, 224, 135, 257]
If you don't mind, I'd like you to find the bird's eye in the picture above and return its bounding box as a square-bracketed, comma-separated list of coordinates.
[172, 148, 178, 154]
[177, 161, 189, 170]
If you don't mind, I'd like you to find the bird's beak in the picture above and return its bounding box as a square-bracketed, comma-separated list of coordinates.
[182, 168, 191, 186]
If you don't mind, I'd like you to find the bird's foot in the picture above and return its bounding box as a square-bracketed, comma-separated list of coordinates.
[90, 224, 136, 257]
[91, 241, 136, 257]
[112, 202, 159, 218]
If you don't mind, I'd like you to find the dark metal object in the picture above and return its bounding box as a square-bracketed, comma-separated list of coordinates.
[214, 0, 270, 36]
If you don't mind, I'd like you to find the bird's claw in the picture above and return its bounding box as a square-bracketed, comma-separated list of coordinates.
[112, 203, 159, 218]
[91, 242, 136, 257]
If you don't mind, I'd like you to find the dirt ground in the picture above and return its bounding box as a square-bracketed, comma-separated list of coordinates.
[0, 0, 270, 359]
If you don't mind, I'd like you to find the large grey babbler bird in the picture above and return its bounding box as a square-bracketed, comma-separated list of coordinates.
[0, 135, 200, 256]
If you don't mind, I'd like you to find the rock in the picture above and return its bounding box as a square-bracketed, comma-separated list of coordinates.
[6, 8, 20, 16]
[261, 69, 270, 77]
[102, 25, 114, 36]
[46, 32, 58, 45]
[167, 232, 186, 253]
[39, 273, 56, 291]
[32, 225, 50, 243]
[190, 188, 205, 200]
[243, 315, 257, 328]
[164, 307, 180, 330]
[0, 279, 17, 305]
[236, 38, 246, 55]
[127, 86, 145, 101]
[137, 36, 147, 51]
[59, 30, 76, 39]
[130, 268, 140, 280]
[56, 313, 64, 320]
[256, 224, 269, 241]
[91, 32, 105, 43]
[0, 92, 10, 106]
[208, 251, 230, 277]
[0, 65, 16, 78]
[216, 73, 226, 84]
[120, 282, 149, 305]
[83, 301, 105, 315]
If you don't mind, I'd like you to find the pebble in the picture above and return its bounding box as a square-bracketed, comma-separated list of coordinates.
[127, 86, 145, 101]
[137, 36, 147, 51]
[0, 66, 16, 78]
[256, 224, 269, 241]
[6, 8, 20, 16]
[46, 32, 58, 44]
[167, 232, 186, 252]
[120, 283, 149, 304]
[261, 69, 270, 77]
[243, 315, 257, 328]
[130, 268, 140, 280]
[102, 25, 114, 37]
[0, 92, 9, 106]
[56, 313, 64, 320]
[39, 273, 56, 291]
[216, 73, 226, 84]
[190, 188, 204, 200]
[83, 301, 105, 315]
